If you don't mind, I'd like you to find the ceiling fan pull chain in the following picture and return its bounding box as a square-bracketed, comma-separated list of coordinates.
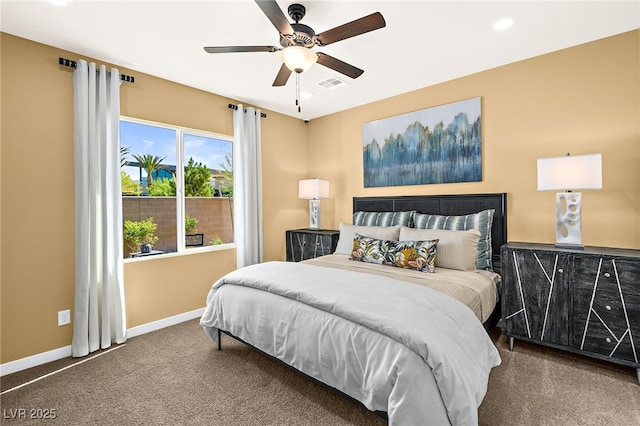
[296, 72, 301, 113]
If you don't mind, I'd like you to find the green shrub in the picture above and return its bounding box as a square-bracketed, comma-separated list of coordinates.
[147, 177, 176, 196]
[123, 217, 159, 253]
[209, 235, 224, 245]
[121, 171, 141, 195]
[185, 214, 199, 234]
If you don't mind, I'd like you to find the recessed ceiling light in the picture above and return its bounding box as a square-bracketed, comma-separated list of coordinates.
[47, 0, 69, 6]
[301, 92, 313, 99]
[493, 17, 515, 31]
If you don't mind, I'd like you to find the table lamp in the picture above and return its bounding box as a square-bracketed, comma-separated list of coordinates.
[537, 153, 602, 248]
[298, 178, 330, 229]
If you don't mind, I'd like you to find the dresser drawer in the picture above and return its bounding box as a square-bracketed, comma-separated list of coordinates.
[577, 313, 638, 363]
[572, 256, 640, 365]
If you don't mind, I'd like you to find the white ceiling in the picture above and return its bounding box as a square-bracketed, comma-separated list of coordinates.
[2, 1, 638, 120]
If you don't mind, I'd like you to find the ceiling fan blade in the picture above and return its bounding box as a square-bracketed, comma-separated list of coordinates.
[316, 12, 386, 46]
[255, 0, 294, 35]
[272, 63, 292, 86]
[204, 46, 280, 54]
[316, 53, 364, 79]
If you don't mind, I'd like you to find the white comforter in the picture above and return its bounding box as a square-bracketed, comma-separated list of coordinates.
[306, 254, 499, 323]
[201, 261, 501, 425]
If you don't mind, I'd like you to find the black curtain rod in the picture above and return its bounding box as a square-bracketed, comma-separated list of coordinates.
[228, 103, 267, 118]
[59, 57, 135, 83]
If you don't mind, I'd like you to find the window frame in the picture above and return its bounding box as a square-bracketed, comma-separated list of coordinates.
[120, 115, 236, 261]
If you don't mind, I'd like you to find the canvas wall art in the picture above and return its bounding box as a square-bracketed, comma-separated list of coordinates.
[362, 97, 482, 187]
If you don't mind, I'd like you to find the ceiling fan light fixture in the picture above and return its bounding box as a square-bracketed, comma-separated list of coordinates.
[280, 46, 318, 73]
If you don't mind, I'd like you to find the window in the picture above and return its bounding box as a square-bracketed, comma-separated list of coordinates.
[120, 117, 234, 258]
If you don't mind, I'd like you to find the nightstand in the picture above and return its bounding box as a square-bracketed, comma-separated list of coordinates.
[286, 228, 339, 262]
[501, 242, 640, 384]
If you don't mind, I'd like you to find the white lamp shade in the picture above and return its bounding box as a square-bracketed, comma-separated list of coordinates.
[280, 46, 318, 73]
[537, 153, 602, 191]
[298, 178, 330, 199]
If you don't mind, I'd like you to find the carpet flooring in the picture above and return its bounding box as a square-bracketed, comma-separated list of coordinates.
[1, 319, 639, 425]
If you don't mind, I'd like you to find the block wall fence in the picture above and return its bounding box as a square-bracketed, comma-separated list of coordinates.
[122, 196, 234, 256]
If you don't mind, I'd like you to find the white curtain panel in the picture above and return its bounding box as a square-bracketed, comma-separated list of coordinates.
[233, 105, 264, 268]
[72, 60, 127, 357]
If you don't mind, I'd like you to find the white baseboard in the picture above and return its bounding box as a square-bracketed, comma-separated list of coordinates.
[127, 308, 204, 338]
[0, 346, 73, 378]
[0, 308, 205, 377]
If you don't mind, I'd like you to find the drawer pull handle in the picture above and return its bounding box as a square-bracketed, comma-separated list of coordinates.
[604, 272, 611, 278]
[605, 337, 612, 343]
[558, 268, 564, 273]
[605, 305, 612, 311]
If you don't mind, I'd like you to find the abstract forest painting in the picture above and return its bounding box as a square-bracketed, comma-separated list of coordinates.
[363, 97, 482, 187]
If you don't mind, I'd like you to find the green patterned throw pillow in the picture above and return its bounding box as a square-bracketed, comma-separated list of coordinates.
[349, 233, 438, 273]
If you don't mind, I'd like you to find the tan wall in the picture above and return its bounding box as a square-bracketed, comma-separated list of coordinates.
[2, 30, 638, 365]
[0, 33, 309, 364]
[307, 30, 640, 250]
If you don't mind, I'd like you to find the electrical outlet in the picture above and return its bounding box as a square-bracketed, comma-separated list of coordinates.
[58, 309, 71, 326]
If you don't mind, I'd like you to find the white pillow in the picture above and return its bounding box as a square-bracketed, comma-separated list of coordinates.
[399, 227, 480, 271]
[334, 223, 401, 255]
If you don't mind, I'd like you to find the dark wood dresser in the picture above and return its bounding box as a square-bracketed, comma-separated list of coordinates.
[501, 242, 640, 384]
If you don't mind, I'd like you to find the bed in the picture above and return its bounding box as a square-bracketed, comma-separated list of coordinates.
[201, 193, 507, 425]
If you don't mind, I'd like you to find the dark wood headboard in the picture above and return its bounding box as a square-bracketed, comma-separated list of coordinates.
[353, 193, 507, 273]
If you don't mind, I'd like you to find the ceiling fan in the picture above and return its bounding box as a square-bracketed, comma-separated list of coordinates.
[204, 0, 386, 87]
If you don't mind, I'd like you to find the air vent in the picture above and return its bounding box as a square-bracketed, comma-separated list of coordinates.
[317, 77, 348, 89]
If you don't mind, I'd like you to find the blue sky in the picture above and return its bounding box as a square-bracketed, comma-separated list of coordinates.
[120, 120, 232, 179]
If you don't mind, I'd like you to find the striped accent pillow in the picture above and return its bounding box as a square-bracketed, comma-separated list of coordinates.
[413, 209, 495, 271]
[352, 210, 416, 227]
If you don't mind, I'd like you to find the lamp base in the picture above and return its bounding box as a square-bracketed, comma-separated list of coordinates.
[308, 199, 321, 229]
[555, 192, 583, 248]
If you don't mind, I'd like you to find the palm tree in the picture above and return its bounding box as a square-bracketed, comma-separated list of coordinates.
[120, 146, 130, 168]
[132, 153, 166, 186]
